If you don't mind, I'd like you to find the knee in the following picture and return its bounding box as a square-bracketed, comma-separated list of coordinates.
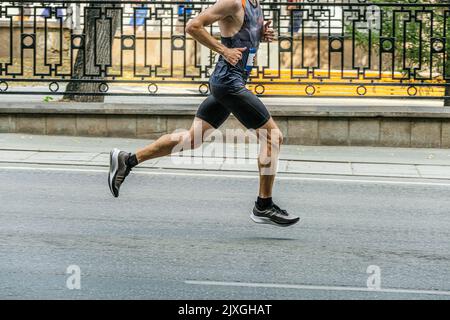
[277, 130, 284, 146]
[181, 130, 203, 150]
[268, 128, 283, 148]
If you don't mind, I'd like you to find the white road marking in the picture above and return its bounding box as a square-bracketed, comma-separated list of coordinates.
[1, 165, 450, 187]
[185, 280, 450, 297]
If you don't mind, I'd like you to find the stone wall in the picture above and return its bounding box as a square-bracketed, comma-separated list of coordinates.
[1, 103, 449, 148]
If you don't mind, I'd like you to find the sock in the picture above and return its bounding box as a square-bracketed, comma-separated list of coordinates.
[256, 196, 273, 210]
[127, 153, 139, 168]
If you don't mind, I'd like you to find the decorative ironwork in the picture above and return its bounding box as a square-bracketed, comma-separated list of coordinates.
[0, 0, 448, 100]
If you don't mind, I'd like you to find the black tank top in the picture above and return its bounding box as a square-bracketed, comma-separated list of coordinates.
[210, 0, 264, 87]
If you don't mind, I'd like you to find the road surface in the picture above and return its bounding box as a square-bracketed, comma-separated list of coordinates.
[1, 165, 449, 299]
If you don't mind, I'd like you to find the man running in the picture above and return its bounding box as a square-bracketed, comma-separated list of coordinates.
[108, 0, 300, 227]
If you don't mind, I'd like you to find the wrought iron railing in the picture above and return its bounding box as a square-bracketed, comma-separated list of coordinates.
[0, 0, 448, 101]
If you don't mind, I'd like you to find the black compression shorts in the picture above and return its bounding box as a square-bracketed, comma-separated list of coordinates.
[195, 83, 271, 130]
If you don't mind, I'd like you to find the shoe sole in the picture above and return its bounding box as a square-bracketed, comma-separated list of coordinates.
[250, 213, 300, 227]
[108, 148, 120, 198]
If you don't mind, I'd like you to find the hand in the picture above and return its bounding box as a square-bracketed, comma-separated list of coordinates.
[262, 20, 275, 42]
[223, 47, 247, 66]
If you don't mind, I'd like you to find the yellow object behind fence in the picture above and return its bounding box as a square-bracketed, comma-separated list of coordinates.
[247, 69, 445, 97]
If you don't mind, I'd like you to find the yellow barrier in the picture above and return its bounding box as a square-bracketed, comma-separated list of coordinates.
[247, 69, 445, 97]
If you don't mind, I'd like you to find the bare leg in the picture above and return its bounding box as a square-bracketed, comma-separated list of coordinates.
[251, 118, 299, 226]
[136, 117, 214, 163]
[256, 118, 283, 198]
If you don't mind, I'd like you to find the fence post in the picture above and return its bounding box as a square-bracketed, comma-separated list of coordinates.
[74, 3, 82, 34]
[445, 82, 450, 107]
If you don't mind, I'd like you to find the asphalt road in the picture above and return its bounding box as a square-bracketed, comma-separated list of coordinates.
[1, 166, 450, 299]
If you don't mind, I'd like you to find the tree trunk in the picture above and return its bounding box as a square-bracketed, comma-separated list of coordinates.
[63, 1, 120, 102]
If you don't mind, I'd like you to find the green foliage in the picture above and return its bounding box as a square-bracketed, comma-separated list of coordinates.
[349, 0, 449, 78]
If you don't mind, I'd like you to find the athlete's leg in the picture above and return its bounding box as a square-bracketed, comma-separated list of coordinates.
[108, 95, 229, 198]
[212, 87, 299, 226]
[252, 116, 298, 227]
[136, 93, 230, 163]
[208, 87, 280, 197]
[136, 117, 214, 163]
[256, 117, 283, 199]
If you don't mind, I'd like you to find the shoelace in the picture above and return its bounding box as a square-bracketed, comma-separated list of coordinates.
[272, 204, 288, 216]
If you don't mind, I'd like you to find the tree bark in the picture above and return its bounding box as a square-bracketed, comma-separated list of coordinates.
[63, 1, 120, 102]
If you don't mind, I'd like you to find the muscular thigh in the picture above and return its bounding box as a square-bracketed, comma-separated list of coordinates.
[195, 95, 230, 129]
[216, 87, 271, 130]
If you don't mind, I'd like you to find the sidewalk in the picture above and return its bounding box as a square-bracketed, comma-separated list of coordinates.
[1, 133, 450, 179]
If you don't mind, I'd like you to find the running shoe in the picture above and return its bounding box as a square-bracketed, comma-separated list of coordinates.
[251, 203, 300, 227]
[108, 148, 132, 198]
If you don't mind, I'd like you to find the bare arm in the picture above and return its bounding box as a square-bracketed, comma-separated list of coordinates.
[185, 0, 246, 66]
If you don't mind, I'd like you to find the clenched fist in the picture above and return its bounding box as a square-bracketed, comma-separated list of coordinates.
[223, 47, 247, 66]
[262, 20, 275, 42]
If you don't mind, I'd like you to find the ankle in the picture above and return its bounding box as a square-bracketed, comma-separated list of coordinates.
[256, 196, 273, 210]
[127, 153, 139, 168]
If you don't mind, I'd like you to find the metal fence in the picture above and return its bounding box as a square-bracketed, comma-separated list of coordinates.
[0, 0, 449, 99]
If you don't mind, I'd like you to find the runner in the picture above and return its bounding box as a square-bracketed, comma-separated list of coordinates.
[108, 0, 300, 227]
